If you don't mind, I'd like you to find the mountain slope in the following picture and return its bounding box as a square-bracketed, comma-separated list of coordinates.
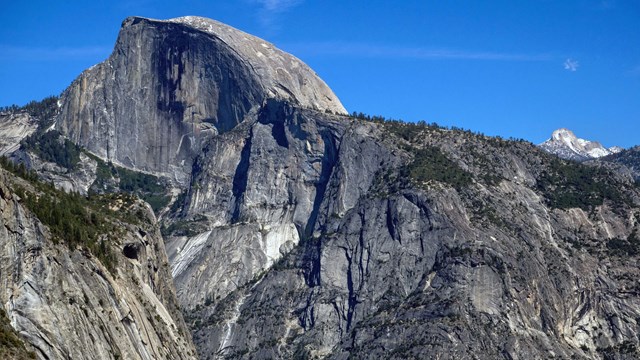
[179, 112, 640, 359]
[601, 146, 640, 182]
[0, 168, 197, 359]
[539, 128, 621, 161]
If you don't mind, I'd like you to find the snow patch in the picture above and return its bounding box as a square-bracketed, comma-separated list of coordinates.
[540, 128, 620, 160]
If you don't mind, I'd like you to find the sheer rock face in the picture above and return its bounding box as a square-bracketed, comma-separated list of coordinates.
[167, 100, 352, 310]
[0, 171, 197, 360]
[56, 16, 345, 186]
[166, 16, 347, 115]
[0, 112, 37, 156]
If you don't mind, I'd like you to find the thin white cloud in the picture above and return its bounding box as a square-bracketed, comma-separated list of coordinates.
[0, 45, 110, 61]
[283, 41, 553, 62]
[564, 58, 579, 71]
[253, 0, 302, 34]
[256, 0, 302, 12]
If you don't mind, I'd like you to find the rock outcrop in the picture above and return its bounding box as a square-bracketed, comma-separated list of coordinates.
[56, 16, 345, 185]
[0, 306, 34, 359]
[0, 112, 37, 156]
[0, 170, 197, 359]
[166, 100, 390, 311]
[12, 150, 99, 195]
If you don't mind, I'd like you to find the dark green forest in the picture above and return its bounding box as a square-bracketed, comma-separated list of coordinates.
[88, 154, 170, 212]
[21, 130, 82, 170]
[0, 96, 58, 120]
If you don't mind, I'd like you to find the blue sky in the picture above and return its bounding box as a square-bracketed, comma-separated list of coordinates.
[1, 0, 639, 147]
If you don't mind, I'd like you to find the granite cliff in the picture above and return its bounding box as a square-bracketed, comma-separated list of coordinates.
[0, 168, 197, 359]
[0, 112, 37, 156]
[56, 16, 345, 185]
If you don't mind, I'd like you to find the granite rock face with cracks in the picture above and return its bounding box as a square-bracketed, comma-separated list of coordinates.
[56, 16, 345, 186]
[0, 112, 38, 156]
[182, 117, 640, 360]
[0, 170, 197, 360]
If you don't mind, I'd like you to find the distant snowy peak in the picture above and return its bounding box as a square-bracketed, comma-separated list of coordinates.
[539, 128, 622, 161]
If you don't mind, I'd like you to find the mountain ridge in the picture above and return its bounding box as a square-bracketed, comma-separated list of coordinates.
[539, 128, 622, 161]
